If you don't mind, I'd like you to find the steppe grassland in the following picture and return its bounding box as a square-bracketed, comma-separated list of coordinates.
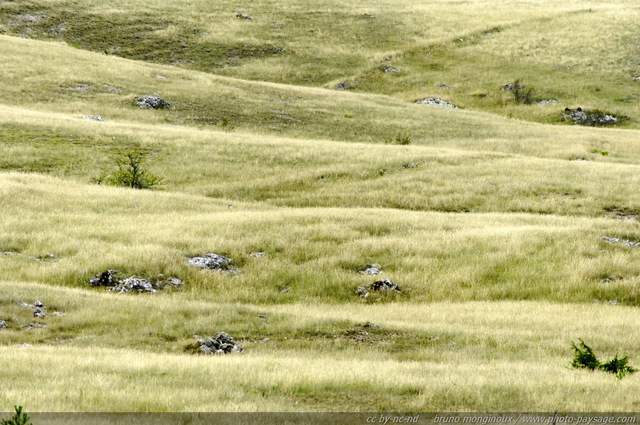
[1, 34, 640, 164]
[3, 283, 640, 411]
[2, 0, 640, 125]
[0, 172, 633, 303]
[5, 99, 640, 220]
[2, 0, 640, 413]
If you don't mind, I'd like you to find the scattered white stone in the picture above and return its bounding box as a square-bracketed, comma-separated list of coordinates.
[416, 97, 458, 109]
[358, 264, 383, 276]
[68, 85, 89, 92]
[110, 277, 157, 293]
[187, 253, 233, 270]
[380, 64, 399, 73]
[17, 14, 47, 22]
[83, 115, 104, 121]
[135, 95, 173, 109]
[602, 236, 640, 247]
[355, 286, 370, 298]
[24, 323, 47, 329]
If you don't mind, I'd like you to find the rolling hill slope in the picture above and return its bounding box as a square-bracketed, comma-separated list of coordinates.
[2, 0, 640, 413]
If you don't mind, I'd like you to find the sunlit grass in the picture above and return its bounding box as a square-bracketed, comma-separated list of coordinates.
[2, 288, 640, 411]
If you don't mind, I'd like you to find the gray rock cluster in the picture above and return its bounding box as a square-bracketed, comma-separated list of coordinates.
[602, 236, 640, 247]
[88, 270, 119, 287]
[198, 332, 243, 354]
[356, 279, 401, 298]
[88, 270, 182, 293]
[601, 276, 622, 283]
[611, 213, 637, 221]
[398, 163, 418, 170]
[28, 253, 57, 262]
[135, 95, 173, 109]
[17, 13, 48, 22]
[17, 300, 48, 318]
[563, 108, 619, 126]
[500, 83, 523, 92]
[83, 115, 104, 121]
[537, 99, 560, 105]
[24, 323, 47, 329]
[370, 279, 401, 292]
[380, 64, 399, 73]
[236, 12, 252, 20]
[110, 277, 156, 293]
[68, 84, 90, 92]
[358, 264, 383, 276]
[416, 97, 459, 109]
[0, 320, 7, 330]
[187, 253, 237, 272]
[345, 329, 370, 343]
[33, 300, 46, 318]
[156, 277, 184, 289]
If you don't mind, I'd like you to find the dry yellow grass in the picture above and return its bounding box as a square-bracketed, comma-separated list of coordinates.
[3, 0, 640, 414]
[2, 280, 639, 411]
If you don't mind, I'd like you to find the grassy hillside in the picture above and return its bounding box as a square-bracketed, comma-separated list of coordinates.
[2, 0, 640, 414]
[1, 0, 639, 126]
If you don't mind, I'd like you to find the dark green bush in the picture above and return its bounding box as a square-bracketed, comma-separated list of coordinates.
[1, 406, 32, 425]
[600, 355, 638, 379]
[571, 340, 638, 379]
[571, 339, 600, 371]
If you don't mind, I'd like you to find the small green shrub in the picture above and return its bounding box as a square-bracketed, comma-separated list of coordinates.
[384, 133, 412, 145]
[100, 150, 163, 189]
[571, 339, 600, 370]
[571, 340, 638, 379]
[1, 406, 33, 425]
[600, 355, 638, 379]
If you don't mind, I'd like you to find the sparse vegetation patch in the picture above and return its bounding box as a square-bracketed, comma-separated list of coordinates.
[384, 132, 412, 145]
[502, 80, 537, 105]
